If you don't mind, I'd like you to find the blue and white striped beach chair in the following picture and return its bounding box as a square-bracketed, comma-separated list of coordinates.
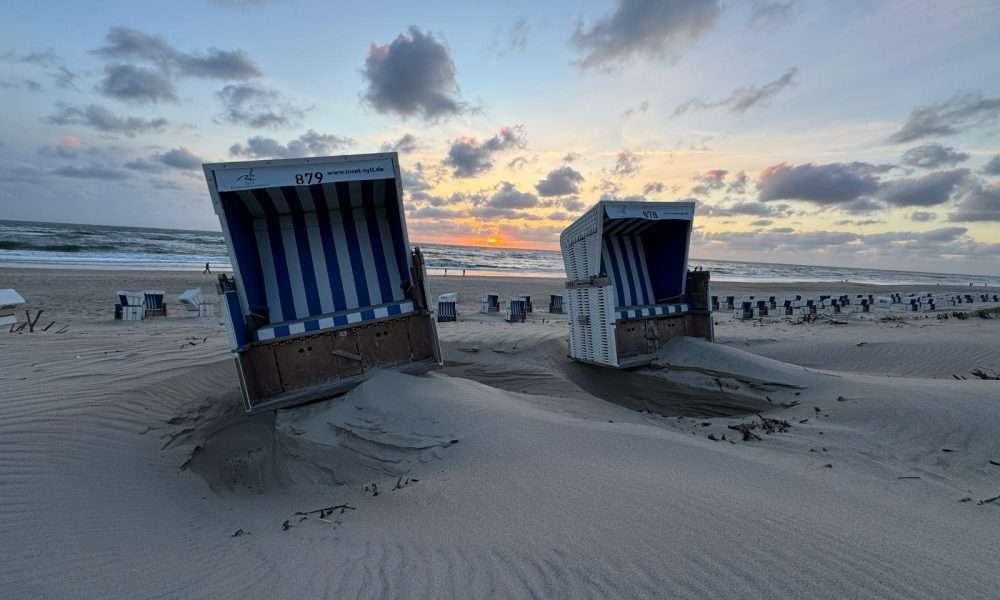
[143, 290, 166, 317]
[549, 294, 564, 314]
[437, 293, 457, 322]
[481, 293, 500, 313]
[506, 298, 528, 323]
[115, 290, 145, 321]
[204, 152, 441, 413]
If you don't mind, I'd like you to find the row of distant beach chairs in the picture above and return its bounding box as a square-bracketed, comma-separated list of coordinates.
[114, 289, 216, 321]
[714, 292, 1000, 320]
[436, 293, 565, 323]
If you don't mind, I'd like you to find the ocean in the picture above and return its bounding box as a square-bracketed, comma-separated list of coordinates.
[0, 220, 996, 287]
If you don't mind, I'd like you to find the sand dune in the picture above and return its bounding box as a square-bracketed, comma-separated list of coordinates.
[2, 267, 1000, 598]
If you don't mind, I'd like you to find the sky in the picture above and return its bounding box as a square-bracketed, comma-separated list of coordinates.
[1, 0, 999, 274]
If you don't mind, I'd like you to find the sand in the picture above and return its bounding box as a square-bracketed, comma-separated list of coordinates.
[2, 266, 1000, 598]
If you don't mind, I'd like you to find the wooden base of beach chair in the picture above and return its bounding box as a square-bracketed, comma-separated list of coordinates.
[613, 312, 714, 368]
[235, 311, 440, 413]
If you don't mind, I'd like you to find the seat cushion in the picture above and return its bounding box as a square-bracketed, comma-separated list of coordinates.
[615, 303, 688, 320]
[255, 300, 414, 341]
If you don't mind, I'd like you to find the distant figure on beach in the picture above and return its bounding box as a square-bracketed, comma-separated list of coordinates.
[203, 262, 211, 275]
[462, 269, 466, 277]
[444, 268, 448, 277]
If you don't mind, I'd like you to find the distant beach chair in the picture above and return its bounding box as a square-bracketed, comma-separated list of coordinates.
[506, 298, 528, 323]
[513, 295, 532, 313]
[560, 200, 713, 368]
[178, 288, 215, 317]
[203, 152, 441, 413]
[437, 293, 457, 322]
[143, 290, 167, 318]
[115, 290, 145, 321]
[0, 289, 25, 327]
[549, 294, 564, 314]
[481, 293, 500, 313]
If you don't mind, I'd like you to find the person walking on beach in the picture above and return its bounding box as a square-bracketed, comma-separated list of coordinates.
[203, 262, 211, 275]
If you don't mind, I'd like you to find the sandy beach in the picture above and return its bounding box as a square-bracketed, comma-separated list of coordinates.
[2, 266, 1000, 598]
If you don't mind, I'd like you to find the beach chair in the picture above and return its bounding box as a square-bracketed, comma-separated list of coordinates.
[560, 200, 713, 368]
[115, 290, 145, 321]
[506, 298, 528, 323]
[481, 293, 500, 313]
[203, 152, 441, 413]
[549, 294, 564, 314]
[178, 288, 216, 317]
[437, 293, 457, 322]
[143, 290, 167, 318]
[0, 289, 25, 327]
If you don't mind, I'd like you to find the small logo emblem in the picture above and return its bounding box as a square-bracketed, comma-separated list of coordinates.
[234, 168, 256, 186]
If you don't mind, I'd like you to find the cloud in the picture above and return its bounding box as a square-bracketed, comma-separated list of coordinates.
[380, 133, 418, 153]
[408, 206, 464, 219]
[52, 165, 131, 180]
[362, 26, 465, 120]
[643, 181, 665, 195]
[22, 79, 42, 92]
[229, 130, 354, 158]
[535, 166, 585, 197]
[507, 156, 529, 170]
[562, 197, 587, 212]
[757, 162, 885, 206]
[509, 17, 530, 51]
[673, 67, 796, 116]
[623, 100, 649, 118]
[444, 126, 527, 177]
[571, 0, 721, 69]
[690, 168, 728, 195]
[611, 150, 642, 176]
[910, 210, 937, 222]
[948, 181, 1000, 222]
[479, 181, 539, 209]
[699, 200, 790, 218]
[877, 168, 969, 207]
[980, 155, 1000, 176]
[562, 152, 581, 163]
[157, 147, 203, 169]
[727, 170, 748, 194]
[47, 104, 168, 137]
[751, 219, 773, 227]
[900, 143, 969, 169]
[888, 93, 1000, 143]
[216, 83, 309, 128]
[96, 63, 177, 104]
[37, 136, 82, 159]
[93, 26, 260, 80]
[747, 1, 799, 30]
[834, 218, 884, 226]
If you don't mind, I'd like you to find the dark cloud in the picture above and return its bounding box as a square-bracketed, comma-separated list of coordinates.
[408, 206, 464, 219]
[726, 170, 748, 194]
[93, 27, 260, 80]
[571, 0, 721, 69]
[910, 210, 937, 222]
[751, 219, 773, 227]
[948, 182, 1000, 222]
[835, 218, 885, 226]
[757, 162, 885, 206]
[362, 26, 465, 120]
[2, 49, 79, 89]
[562, 197, 587, 212]
[747, 1, 799, 30]
[980, 155, 1000, 176]
[479, 181, 539, 209]
[380, 133, 418, 153]
[877, 168, 969, 207]
[444, 126, 527, 177]
[643, 181, 665, 195]
[900, 143, 969, 169]
[48, 104, 168, 137]
[96, 64, 177, 104]
[229, 130, 354, 159]
[535, 166, 584, 197]
[37, 143, 79, 159]
[562, 152, 581, 163]
[699, 200, 790, 218]
[673, 67, 796, 116]
[216, 83, 307, 128]
[157, 147, 203, 170]
[888, 93, 1000, 143]
[611, 150, 642, 176]
[22, 79, 42, 92]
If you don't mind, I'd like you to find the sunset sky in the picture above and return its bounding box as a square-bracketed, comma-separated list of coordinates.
[2, 0, 999, 274]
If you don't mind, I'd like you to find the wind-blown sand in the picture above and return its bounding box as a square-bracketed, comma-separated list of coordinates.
[2, 267, 1000, 598]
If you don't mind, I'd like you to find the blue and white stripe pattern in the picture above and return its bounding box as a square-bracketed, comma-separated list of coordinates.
[256, 300, 414, 341]
[219, 178, 413, 341]
[616, 303, 688, 320]
[601, 231, 687, 321]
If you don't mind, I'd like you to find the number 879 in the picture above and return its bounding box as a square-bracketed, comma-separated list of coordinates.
[295, 172, 324, 184]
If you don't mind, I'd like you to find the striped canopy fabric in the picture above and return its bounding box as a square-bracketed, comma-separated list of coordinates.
[218, 177, 412, 338]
